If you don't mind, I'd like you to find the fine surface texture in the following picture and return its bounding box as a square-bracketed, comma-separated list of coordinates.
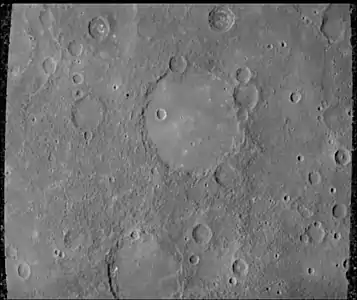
[4, 4, 352, 299]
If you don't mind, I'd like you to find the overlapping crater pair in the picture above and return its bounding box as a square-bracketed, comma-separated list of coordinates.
[146, 73, 247, 172]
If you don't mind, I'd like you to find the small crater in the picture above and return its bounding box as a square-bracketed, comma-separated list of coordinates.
[279, 40, 288, 48]
[265, 43, 274, 50]
[301, 15, 312, 26]
[191, 223, 213, 245]
[213, 159, 241, 190]
[342, 258, 349, 269]
[82, 129, 94, 144]
[71, 72, 84, 85]
[17, 261, 31, 280]
[233, 83, 260, 114]
[297, 204, 314, 219]
[71, 95, 104, 130]
[28, 114, 38, 125]
[282, 194, 290, 203]
[334, 148, 351, 166]
[263, 279, 288, 298]
[307, 170, 322, 186]
[329, 186, 337, 195]
[5, 163, 13, 187]
[155, 108, 168, 122]
[67, 40, 84, 57]
[322, 102, 351, 134]
[5, 243, 18, 260]
[53, 248, 65, 259]
[289, 91, 302, 104]
[63, 228, 80, 249]
[228, 276, 237, 286]
[188, 254, 200, 265]
[208, 5, 236, 33]
[232, 258, 249, 278]
[300, 233, 310, 244]
[306, 266, 315, 275]
[320, 8, 346, 44]
[41, 56, 57, 75]
[136, 6, 158, 39]
[129, 229, 141, 241]
[332, 203, 347, 219]
[332, 231, 341, 241]
[235, 66, 252, 85]
[296, 154, 304, 162]
[346, 107, 352, 118]
[169, 55, 187, 74]
[72, 88, 86, 101]
[306, 221, 326, 244]
[111, 83, 120, 91]
[73, 58, 82, 66]
[88, 16, 110, 42]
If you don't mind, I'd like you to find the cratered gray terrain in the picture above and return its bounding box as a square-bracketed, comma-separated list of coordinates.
[4, 4, 352, 299]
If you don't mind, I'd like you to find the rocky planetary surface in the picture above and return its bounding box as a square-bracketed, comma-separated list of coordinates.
[4, 4, 351, 299]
